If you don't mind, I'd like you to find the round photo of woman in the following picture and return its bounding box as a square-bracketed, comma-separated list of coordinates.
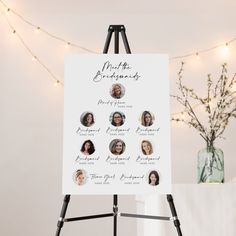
[81, 140, 95, 155]
[141, 111, 155, 127]
[110, 111, 125, 127]
[109, 139, 126, 155]
[110, 83, 125, 99]
[141, 140, 153, 155]
[148, 170, 160, 186]
[73, 169, 87, 186]
[80, 112, 95, 127]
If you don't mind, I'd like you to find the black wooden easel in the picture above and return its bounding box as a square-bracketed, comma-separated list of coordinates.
[55, 25, 182, 236]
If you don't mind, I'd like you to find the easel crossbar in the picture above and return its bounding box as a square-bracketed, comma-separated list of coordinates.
[64, 213, 114, 222]
[64, 212, 172, 223]
[120, 213, 171, 221]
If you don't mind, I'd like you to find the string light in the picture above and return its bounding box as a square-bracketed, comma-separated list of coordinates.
[195, 52, 200, 60]
[64, 42, 70, 49]
[54, 80, 60, 87]
[220, 42, 230, 57]
[225, 42, 229, 51]
[0, 0, 98, 53]
[31, 56, 37, 61]
[0, 0, 236, 94]
[0, 10, 63, 87]
[6, 7, 10, 15]
[35, 26, 40, 33]
[223, 42, 229, 55]
[171, 103, 202, 121]
[170, 39, 235, 61]
[1, 0, 236, 59]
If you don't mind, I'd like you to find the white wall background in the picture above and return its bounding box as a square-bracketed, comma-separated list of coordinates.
[1, 0, 236, 235]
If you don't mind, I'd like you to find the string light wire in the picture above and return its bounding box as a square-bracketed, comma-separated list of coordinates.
[0, 0, 235, 116]
[1, 0, 236, 60]
[170, 39, 236, 60]
[0, 0, 98, 54]
[0, 10, 63, 85]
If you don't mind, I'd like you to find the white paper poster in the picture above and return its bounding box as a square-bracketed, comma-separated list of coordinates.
[63, 54, 171, 194]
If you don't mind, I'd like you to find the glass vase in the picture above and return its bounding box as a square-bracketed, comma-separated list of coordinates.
[197, 145, 224, 183]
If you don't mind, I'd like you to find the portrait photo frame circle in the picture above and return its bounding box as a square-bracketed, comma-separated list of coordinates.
[80, 139, 96, 156]
[141, 139, 154, 156]
[80, 111, 95, 127]
[73, 169, 87, 186]
[109, 139, 126, 155]
[140, 111, 155, 127]
[146, 169, 160, 186]
[109, 111, 126, 127]
[110, 83, 125, 99]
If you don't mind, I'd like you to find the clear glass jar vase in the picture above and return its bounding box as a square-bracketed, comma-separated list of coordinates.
[197, 145, 224, 183]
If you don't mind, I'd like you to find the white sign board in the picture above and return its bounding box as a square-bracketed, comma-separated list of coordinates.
[63, 54, 171, 194]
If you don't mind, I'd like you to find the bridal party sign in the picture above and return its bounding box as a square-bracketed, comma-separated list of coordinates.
[63, 54, 171, 194]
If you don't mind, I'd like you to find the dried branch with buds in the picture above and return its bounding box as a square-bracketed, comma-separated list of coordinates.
[172, 62, 236, 147]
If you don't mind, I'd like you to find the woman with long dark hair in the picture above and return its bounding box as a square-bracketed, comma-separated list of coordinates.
[82, 112, 95, 127]
[141, 111, 153, 126]
[148, 170, 159, 186]
[81, 140, 95, 155]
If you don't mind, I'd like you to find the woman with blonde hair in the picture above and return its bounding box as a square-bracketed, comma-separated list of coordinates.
[141, 140, 153, 155]
[111, 83, 124, 99]
[75, 169, 85, 185]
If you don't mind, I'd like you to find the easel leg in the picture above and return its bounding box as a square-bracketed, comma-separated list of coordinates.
[113, 195, 118, 236]
[114, 30, 119, 54]
[120, 28, 131, 54]
[103, 27, 113, 53]
[55, 195, 71, 236]
[167, 194, 182, 236]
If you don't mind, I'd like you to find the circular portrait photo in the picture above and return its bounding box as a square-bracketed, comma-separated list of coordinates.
[141, 111, 155, 127]
[148, 170, 160, 186]
[73, 169, 87, 186]
[110, 111, 126, 127]
[80, 140, 95, 155]
[110, 83, 125, 99]
[109, 139, 126, 155]
[141, 140, 153, 155]
[80, 112, 95, 127]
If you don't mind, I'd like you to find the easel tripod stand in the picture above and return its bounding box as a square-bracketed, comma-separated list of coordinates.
[55, 25, 182, 236]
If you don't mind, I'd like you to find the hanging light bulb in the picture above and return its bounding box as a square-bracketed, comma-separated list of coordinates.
[225, 42, 229, 51]
[64, 42, 71, 49]
[6, 8, 10, 15]
[12, 30, 16, 35]
[31, 56, 37, 61]
[35, 26, 40, 33]
[220, 42, 229, 56]
[181, 112, 185, 119]
[195, 52, 200, 60]
[54, 80, 60, 86]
